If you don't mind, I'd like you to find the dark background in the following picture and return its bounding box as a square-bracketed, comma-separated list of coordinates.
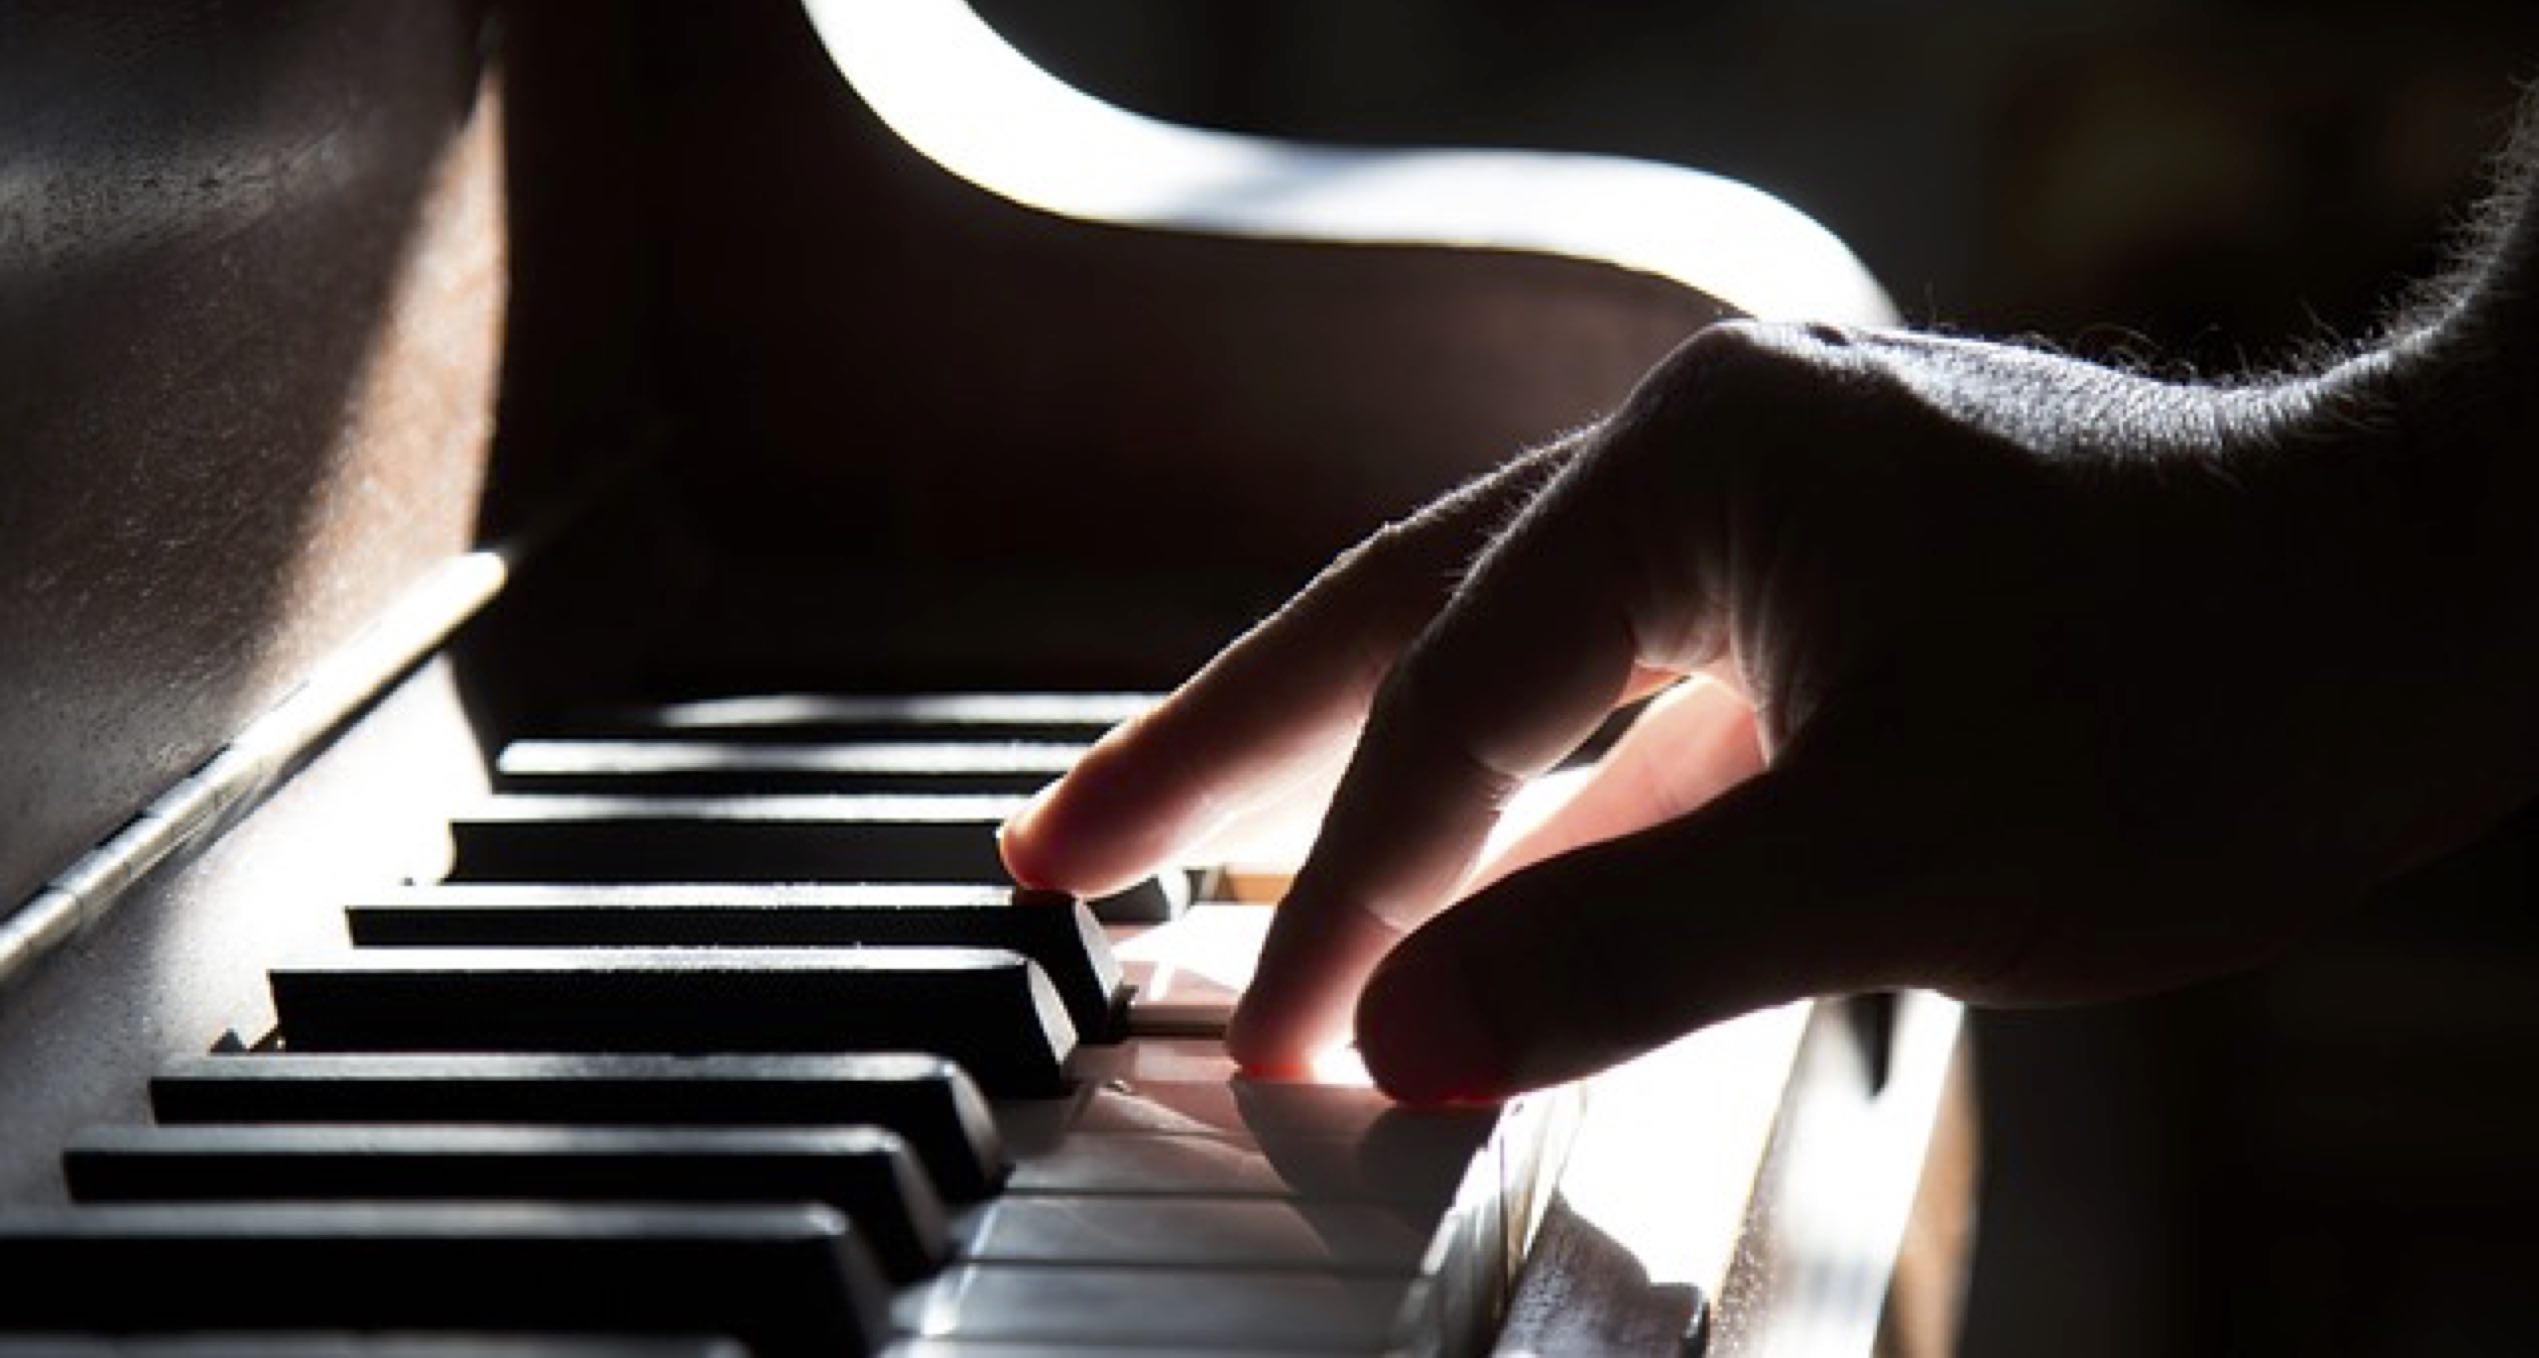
[971, 3, 2539, 1354]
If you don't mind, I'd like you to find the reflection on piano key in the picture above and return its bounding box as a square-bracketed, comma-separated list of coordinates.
[574, 692, 1149, 743]
[1009, 1126, 1489, 1211]
[64, 1123, 952, 1282]
[1058, 1035, 1242, 1086]
[495, 738, 1083, 796]
[892, 1265, 1434, 1353]
[0, 1203, 891, 1358]
[343, 884, 1128, 1039]
[1066, 1073, 1441, 1140]
[269, 947, 1078, 1096]
[956, 1195, 1433, 1271]
[150, 1052, 1008, 1200]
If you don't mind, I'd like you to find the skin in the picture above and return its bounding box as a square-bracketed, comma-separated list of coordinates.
[1000, 124, 2539, 1105]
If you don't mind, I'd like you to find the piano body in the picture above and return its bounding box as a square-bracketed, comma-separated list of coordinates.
[0, 1, 1968, 1352]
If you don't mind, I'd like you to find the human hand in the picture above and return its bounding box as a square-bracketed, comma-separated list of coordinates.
[1000, 320, 2539, 1102]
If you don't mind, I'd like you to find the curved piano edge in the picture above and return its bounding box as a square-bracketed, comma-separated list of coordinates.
[1494, 1002, 1813, 1355]
[1495, 993, 1967, 1357]
[799, 0, 1898, 329]
[1710, 991, 1970, 1357]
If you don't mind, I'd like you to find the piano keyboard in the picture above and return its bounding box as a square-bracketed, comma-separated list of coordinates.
[0, 694, 1576, 1357]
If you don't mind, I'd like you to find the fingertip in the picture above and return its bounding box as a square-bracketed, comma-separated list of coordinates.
[995, 741, 1197, 897]
[1228, 890, 1408, 1073]
[1356, 944, 1512, 1105]
[1226, 970, 1357, 1077]
[1224, 992, 1318, 1074]
[1227, 1049, 1315, 1083]
[993, 782, 1064, 889]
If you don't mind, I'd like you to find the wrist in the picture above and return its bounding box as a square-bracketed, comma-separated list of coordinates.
[2296, 301, 2539, 682]
[2381, 305, 2539, 543]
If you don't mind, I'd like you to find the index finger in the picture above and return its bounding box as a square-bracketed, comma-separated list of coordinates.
[1228, 414, 1726, 1073]
[997, 437, 1586, 897]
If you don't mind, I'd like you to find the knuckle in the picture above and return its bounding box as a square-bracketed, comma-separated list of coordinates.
[1306, 518, 1449, 638]
[1645, 320, 1863, 418]
[1366, 633, 1532, 793]
[1331, 453, 1560, 613]
[1600, 322, 1884, 499]
[1334, 517, 1428, 585]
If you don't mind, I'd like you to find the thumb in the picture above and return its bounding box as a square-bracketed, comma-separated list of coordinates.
[1353, 739, 2017, 1102]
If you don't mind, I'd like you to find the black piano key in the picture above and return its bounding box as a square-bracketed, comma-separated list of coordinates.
[444, 795, 1188, 921]
[566, 693, 1145, 745]
[149, 1053, 1006, 1200]
[493, 739, 1078, 797]
[0, 1340, 745, 1358]
[0, 1203, 889, 1358]
[1075, 873, 1189, 925]
[64, 1124, 950, 1282]
[445, 794, 1018, 884]
[268, 947, 1078, 1097]
[343, 885, 1128, 1040]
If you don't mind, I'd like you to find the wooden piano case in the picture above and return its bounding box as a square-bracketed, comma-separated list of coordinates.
[0, 1, 1964, 1351]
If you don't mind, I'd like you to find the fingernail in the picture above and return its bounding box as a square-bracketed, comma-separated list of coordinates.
[1356, 951, 1508, 1105]
[995, 781, 1062, 887]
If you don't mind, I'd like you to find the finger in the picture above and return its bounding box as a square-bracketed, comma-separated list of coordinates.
[997, 435, 1588, 897]
[1354, 736, 1994, 1102]
[1464, 674, 1762, 894]
[1189, 662, 1694, 881]
[1228, 426, 1721, 1070]
[1172, 737, 1353, 873]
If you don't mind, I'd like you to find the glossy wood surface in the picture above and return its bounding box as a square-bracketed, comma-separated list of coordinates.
[0, 1, 505, 911]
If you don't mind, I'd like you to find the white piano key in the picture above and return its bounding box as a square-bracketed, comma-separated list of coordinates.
[1006, 1132, 1326, 1200]
[1067, 1079, 1498, 1144]
[1062, 1036, 1241, 1086]
[959, 1195, 1432, 1271]
[1113, 902, 1270, 1034]
[880, 1343, 1316, 1358]
[891, 1266, 1434, 1352]
[1006, 1118, 1504, 1215]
